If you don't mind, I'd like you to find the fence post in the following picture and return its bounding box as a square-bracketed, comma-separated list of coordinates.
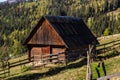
[8, 62, 10, 76]
[65, 52, 68, 66]
[32, 56, 34, 66]
[113, 40, 114, 52]
[119, 41, 120, 48]
[57, 53, 59, 63]
[3, 61, 6, 78]
[104, 43, 105, 59]
[19, 59, 22, 72]
[42, 55, 45, 68]
[86, 45, 92, 80]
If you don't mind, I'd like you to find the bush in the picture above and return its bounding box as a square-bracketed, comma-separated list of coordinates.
[103, 28, 110, 36]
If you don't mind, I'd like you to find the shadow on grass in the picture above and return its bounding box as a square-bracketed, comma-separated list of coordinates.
[95, 49, 120, 61]
[6, 58, 87, 80]
[104, 50, 120, 59]
[94, 50, 120, 80]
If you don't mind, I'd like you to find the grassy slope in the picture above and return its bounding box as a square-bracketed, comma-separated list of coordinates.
[3, 34, 120, 80]
[92, 52, 120, 79]
[5, 55, 120, 80]
[6, 58, 87, 80]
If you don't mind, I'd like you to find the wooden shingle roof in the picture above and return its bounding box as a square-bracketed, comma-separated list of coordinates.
[24, 15, 99, 48]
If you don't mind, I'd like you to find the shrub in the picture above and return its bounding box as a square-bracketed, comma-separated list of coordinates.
[21, 65, 33, 72]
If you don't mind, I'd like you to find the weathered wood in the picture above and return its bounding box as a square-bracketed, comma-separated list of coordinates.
[0, 71, 9, 76]
[97, 72, 120, 80]
[42, 53, 59, 58]
[10, 58, 29, 65]
[24, 16, 99, 65]
[0, 61, 10, 78]
[42, 57, 59, 61]
[10, 57, 34, 67]
[0, 57, 34, 79]
[10, 61, 31, 68]
[86, 45, 94, 80]
[96, 39, 120, 54]
[41, 52, 65, 61]
[28, 20, 64, 45]
[96, 39, 120, 47]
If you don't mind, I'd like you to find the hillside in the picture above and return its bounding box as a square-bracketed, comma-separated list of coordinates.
[0, 0, 120, 57]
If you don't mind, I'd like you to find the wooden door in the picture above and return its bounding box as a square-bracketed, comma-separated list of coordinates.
[41, 46, 50, 62]
[31, 47, 42, 61]
[41, 46, 50, 55]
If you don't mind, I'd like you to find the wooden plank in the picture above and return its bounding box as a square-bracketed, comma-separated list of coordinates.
[97, 43, 120, 54]
[10, 57, 34, 68]
[10, 57, 33, 65]
[96, 39, 120, 47]
[86, 45, 94, 80]
[42, 54, 65, 60]
[42, 57, 58, 61]
[42, 52, 65, 58]
[10, 61, 31, 68]
[10, 58, 29, 65]
[28, 20, 64, 45]
[42, 53, 58, 58]
[0, 63, 9, 69]
[97, 72, 120, 80]
[0, 71, 9, 76]
[0, 68, 9, 72]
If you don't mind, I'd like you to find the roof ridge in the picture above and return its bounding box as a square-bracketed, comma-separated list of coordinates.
[44, 15, 82, 19]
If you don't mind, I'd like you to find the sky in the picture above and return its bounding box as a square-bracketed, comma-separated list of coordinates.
[0, 0, 7, 2]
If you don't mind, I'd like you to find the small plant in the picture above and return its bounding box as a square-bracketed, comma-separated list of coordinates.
[21, 65, 33, 72]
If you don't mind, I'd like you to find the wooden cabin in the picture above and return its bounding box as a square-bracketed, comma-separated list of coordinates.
[23, 15, 99, 65]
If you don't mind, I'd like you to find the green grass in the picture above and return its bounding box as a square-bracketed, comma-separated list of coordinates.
[98, 34, 120, 44]
[92, 52, 120, 79]
[6, 58, 87, 80]
[5, 52, 120, 80]
[8, 54, 28, 63]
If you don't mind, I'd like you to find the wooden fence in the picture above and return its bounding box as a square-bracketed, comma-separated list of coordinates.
[96, 39, 120, 54]
[41, 52, 67, 66]
[0, 62, 10, 78]
[41, 50, 87, 67]
[86, 45, 95, 80]
[0, 56, 34, 78]
[95, 39, 120, 79]
[9, 57, 34, 68]
[85, 39, 120, 80]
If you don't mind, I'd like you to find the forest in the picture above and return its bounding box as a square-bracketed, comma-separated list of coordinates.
[0, 0, 120, 58]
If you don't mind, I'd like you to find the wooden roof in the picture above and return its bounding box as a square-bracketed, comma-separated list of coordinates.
[24, 15, 99, 48]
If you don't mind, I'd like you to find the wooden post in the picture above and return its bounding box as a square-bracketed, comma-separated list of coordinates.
[20, 59, 22, 72]
[86, 51, 92, 80]
[65, 52, 68, 66]
[3, 61, 5, 79]
[28, 47, 32, 62]
[104, 43, 105, 59]
[86, 45, 93, 80]
[104, 36, 105, 59]
[42, 55, 45, 68]
[57, 53, 59, 63]
[119, 40, 120, 48]
[86, 51, 89, 80]
[93, 42, 97, 61]
[32, 56, 34, 66]
[8, 62, 10, 76]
